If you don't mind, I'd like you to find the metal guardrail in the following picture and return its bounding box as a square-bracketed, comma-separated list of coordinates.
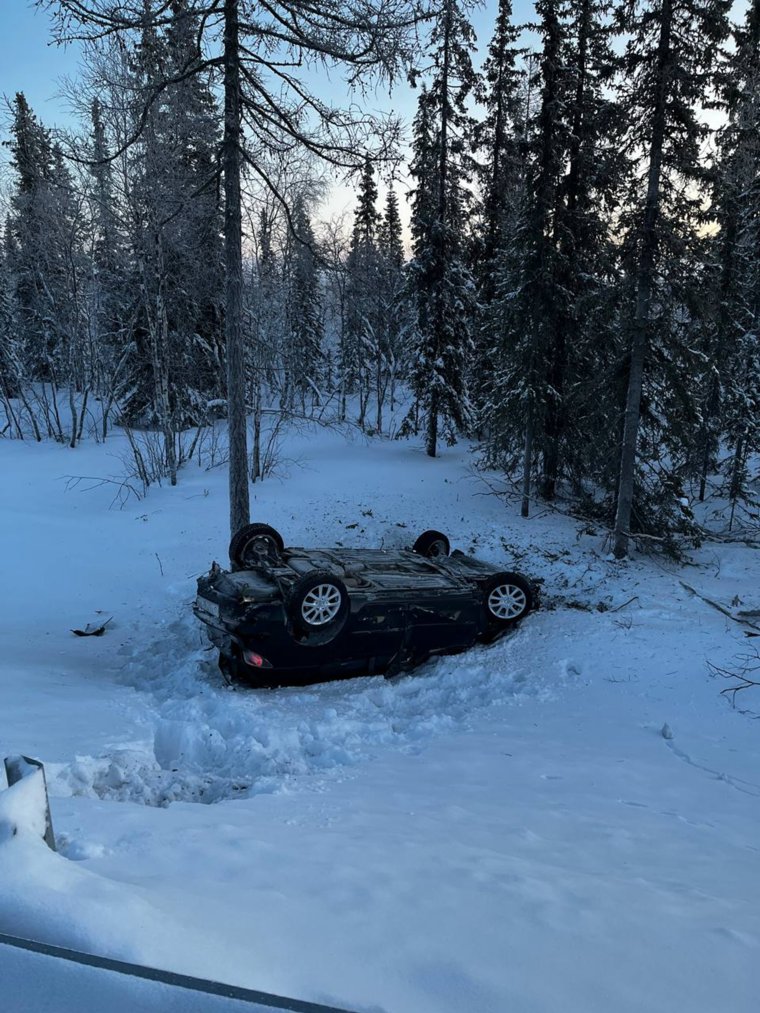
[3, 754, 56, 850]
[0, 931, 357, 1013]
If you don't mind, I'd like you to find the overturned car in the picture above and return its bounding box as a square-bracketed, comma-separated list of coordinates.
[194, 523, 538, 687]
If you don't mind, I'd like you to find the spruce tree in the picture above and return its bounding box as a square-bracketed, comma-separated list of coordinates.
[87, 94, 128, 436]
[285, 197, 324, 411]
[404, 0, 479, 457]
[612, 0, 731, 557]
[120, 3, 224, 480]
[5, 92, 89, 445]
[89, 97, 118, 276]
[0, 233, 22, 407]
[376, 186, 409, 429]
[5, 94, 59, 377]
[479, 1, 567, 514]
[541, 0, 625, 500]
[344, 155, 382, 427]
[475, 0, 525, 291]
[379, 187, 405, 270]
[702, 0, 760, 521]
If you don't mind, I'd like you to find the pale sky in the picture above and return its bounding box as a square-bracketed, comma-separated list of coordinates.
[0, 1, 538, 224]
[0, 2, 533, 126]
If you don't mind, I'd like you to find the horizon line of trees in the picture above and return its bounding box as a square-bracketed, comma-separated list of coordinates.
[1, 0, 759, 557]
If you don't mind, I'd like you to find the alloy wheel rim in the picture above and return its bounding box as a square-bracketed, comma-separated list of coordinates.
[487, 584, 527, 620]
[301, 584, 342, 625]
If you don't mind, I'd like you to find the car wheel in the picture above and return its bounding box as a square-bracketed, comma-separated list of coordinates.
[483, 572, 534, 626]
[412, 529, 450, 558]
[288, 570, 350, 642]
[229, 523, 285, 569]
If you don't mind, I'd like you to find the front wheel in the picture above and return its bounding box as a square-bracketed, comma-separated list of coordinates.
[288, 570, 350, 643]
[483, 572, 534, 627]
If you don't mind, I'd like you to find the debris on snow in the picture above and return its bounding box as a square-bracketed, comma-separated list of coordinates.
[71, 618, 113, 637]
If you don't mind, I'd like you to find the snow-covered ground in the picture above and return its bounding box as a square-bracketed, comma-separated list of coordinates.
[1, 425, 759, 1012]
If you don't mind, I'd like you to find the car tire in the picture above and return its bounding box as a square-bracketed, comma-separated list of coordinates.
[229, 523, 285, 569]
[288, 570, 350, 642]
[483, 572, 534, 627]
[412, 529, 450, 558]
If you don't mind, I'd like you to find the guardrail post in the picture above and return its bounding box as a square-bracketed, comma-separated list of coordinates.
[4, 755, 57, 851]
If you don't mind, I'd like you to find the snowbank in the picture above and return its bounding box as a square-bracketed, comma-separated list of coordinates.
[2, 425, 759, 1012]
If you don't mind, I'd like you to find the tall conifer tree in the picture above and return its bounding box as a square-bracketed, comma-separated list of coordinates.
[404, 0, 478, 457]
[701, 0, 760, 517]
[612, 0, 731, 556]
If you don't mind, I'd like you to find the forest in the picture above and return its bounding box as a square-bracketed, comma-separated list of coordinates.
[0, 0, 758, 558]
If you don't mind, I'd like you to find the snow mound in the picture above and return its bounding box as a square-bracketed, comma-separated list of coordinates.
[50, 615, 540, 807]
[0, 780, 202, 966]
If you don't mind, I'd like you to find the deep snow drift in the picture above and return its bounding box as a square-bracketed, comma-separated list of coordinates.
[1, 424, 759, 1012]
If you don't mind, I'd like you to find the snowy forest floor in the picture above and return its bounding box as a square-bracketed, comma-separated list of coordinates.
[1, 424, 759, 1013]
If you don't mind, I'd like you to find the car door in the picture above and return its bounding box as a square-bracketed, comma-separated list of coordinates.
[406, 588, 479, 658]
[346, 599, 406, 671]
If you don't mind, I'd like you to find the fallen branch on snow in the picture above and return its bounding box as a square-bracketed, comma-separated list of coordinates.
[678, 581, 760, 633]
[609, 596, 639, 613]
[708, 649, 760, 708]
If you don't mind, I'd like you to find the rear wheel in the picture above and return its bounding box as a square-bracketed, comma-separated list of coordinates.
[412, 529, 450, 558]
[483, 572, 533, 627]
[229, 523, 284, 569]
[288, 570, 350, 643]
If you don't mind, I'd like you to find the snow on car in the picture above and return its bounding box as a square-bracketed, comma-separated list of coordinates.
[194, 523, 538, 686]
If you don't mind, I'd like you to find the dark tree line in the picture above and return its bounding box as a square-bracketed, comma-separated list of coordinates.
[1, 0, 759, 555]
[405, 0, 757, 554]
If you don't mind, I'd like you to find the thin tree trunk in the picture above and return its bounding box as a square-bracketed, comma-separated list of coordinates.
[533, 3, 562, 500]
[48, 376, 65, 442]
[698, 439, 710, 502]
[1, 381, 23, 439]
[540, 338, 564, 500]
[224, 0, 250, 537]
[157, 292, 177, 485]
[141, 239, 177, 486]
[18, 387, 41, 442]
[728, 435, 745, 532]
[426, 0, 452, 461]
[358, 370, 369, 428]
[699, 183, 739, 502]
[375, 357, 383, 434]
[613, 0, 672, 559]
[77, 388, 89, 444]
[425, 390, 439, 458]
[251, 396, 262, 482]
[698, 377, 720, 502]
[68, 386, 78, 449]
[521, 405, 534, 518]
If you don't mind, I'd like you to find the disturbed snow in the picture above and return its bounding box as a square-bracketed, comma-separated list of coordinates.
[1, 423, 759, 1013]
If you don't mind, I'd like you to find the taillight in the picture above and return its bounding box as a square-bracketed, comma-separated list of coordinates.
[242, 648, 271, 669]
